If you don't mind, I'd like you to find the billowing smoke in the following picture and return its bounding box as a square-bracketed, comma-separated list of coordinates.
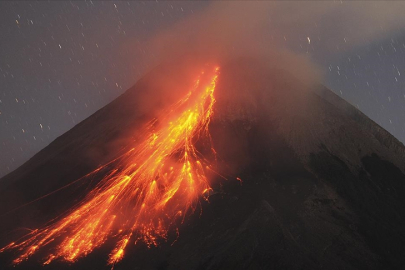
[109, 0, 405, 169]
[127, 1, 405, 89]
[119, 1, 405, 176]
[88, 1, 405, 175]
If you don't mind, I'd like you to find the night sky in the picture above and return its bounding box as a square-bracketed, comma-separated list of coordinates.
[1, 1, 405, 178]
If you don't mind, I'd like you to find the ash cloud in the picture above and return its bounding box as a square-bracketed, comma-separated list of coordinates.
[122, 1, 405, 175]
[128, 1, 405, 88]
[105, 1, 405, 165]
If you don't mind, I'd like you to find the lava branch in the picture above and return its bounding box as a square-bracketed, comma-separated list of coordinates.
[1, 66, 220, 266]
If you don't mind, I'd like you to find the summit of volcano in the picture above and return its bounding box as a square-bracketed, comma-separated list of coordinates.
[1, 57, 405, 270]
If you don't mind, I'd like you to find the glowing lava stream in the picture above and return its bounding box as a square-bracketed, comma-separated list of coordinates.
[1, 66, 220, 266]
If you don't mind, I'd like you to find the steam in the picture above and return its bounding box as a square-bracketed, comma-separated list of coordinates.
[104, 0, 405, 169]
[112, 1, 405, 150]
[143, 1, 323, 86]
[126, 1, 405, 88]
[125, 1, 405, 174]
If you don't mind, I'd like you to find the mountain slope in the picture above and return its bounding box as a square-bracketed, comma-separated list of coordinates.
[1, 57, 404, 270]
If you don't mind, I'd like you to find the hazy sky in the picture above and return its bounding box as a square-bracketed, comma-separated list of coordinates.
[1, 1, 405, 178]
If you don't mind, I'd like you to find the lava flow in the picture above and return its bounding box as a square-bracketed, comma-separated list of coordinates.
[1, 66, 220, 266]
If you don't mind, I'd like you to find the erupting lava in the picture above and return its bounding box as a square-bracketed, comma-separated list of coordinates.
[1, 66, 220, 266]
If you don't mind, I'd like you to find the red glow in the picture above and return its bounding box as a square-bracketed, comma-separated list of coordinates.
[1, 66, 220, 266]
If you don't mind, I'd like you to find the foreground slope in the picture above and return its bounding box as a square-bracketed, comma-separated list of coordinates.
[1, 57, 404, 269]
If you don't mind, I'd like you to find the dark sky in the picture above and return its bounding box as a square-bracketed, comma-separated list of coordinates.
[1, 1, 404, 178]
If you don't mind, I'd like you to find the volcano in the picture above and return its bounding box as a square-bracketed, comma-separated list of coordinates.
[1, 57, 405, 270]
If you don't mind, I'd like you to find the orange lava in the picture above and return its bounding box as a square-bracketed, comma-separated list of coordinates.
[1, 66, 220, 266]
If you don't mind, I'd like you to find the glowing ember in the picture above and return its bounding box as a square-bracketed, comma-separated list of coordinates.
[1, 66, 220, 266]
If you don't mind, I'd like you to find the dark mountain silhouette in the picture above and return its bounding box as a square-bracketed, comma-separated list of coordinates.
[1, 57, 405, 270]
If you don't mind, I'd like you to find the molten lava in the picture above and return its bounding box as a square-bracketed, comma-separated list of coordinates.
[1, 66, 220, 266]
